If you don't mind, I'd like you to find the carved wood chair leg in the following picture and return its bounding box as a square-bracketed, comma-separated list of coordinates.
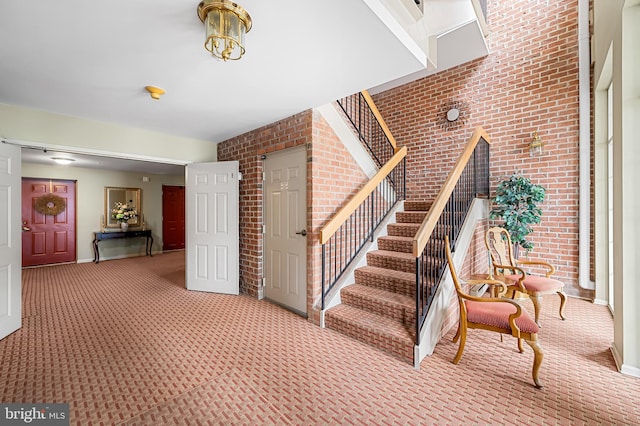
[530, 295, 543, 327]
[525, 339, 544, 389]
[558, 290, 567, 320]
[453, 322, 461, 343]
[453, 325, 467, 365]
[518, 338, 524, 353]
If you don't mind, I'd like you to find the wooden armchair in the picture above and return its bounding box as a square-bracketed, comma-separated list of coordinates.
[485, 226, 567, 327]
[444, 236, 544, 388]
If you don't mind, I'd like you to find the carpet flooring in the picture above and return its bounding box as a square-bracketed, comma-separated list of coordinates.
[1, 252, 639, 425]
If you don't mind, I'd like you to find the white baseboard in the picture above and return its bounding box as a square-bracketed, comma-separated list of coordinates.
[611, 344, 640, 378]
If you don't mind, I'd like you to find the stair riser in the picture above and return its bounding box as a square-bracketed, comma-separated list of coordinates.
[404, 201, 431, 211]
[354, 269, 414, 297]
[367, 253, 414, 273]
[378, 238, 413, 253]
[396, 212, 427, 224]
[324, 314, 414, 362]
[341, 291, 416, 326]
[387, 224, 420, 237]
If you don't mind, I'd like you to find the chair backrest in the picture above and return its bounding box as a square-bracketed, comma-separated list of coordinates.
[485, 226, 516, 270]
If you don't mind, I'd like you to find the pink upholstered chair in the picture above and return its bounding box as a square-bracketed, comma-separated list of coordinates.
[444, 236, 544, 388]
[485, 226, 567, 327]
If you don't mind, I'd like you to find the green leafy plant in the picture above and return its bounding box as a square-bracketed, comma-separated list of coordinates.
[490, 173, 546, 257]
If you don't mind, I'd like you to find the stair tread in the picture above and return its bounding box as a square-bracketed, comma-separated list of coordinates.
[326, 304, 413, 342]
[357, 265, 414, 281]
[342, 283, 413, 308]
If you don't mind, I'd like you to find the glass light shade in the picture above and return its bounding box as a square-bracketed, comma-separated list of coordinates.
[529, 132, 544, 157]
[200, 1, 251, 61]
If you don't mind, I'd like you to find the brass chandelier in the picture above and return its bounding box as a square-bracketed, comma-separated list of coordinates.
[197, 0, 252, 61]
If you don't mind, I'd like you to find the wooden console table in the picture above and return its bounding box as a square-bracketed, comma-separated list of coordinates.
[93, 229, 153, 263]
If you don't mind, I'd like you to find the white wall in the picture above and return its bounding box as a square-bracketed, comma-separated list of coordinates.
[0, 103, 217, 164]
[0, 102, 213, 263]
[592, 0, 640, 377]
[22, 162, 184, 262]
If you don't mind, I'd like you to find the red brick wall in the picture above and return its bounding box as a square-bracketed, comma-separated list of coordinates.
[309, 109, 369, 323]
[217, 109, 368, 320]
[373, 0, 588, 297]
[217, 111, 313, 297]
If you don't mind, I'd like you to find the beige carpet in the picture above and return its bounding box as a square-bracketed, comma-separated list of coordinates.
[1, 252, 638, 425]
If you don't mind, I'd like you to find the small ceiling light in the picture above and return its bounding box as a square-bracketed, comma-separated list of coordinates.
[197, 0, 252, 61]
[529, 131, 545, 157]
[145, 86, 166, 100]
[52, 157, 75, 165]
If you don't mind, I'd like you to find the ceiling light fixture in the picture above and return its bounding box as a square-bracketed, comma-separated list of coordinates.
[52, 157, 75, 165]
[145, 86, 166, 100]
[197, 0, 252, 61]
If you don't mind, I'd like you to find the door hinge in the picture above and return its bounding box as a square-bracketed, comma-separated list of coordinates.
[262, 277, 266, 287]
[262, 172, 266, 182]
[262, 225, 266, 234]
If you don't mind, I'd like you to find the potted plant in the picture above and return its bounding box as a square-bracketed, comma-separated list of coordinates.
[490, 173, 546, 258]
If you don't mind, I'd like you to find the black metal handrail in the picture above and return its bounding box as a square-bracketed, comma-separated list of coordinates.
[415, 132, 490, 345]
[336, 92, 396, 168]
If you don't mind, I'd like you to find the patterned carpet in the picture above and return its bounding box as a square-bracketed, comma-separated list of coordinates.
[1, 252, 638, 425]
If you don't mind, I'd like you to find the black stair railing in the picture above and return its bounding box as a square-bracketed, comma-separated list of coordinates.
[413, 128, 490, 345]
[336, 91, 396, 168]
[320, 91, 406, 310]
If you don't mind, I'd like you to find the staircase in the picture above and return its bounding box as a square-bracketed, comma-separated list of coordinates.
[324, 200, 432, 362]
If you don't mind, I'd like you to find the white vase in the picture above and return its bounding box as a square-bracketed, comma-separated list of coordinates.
[120, 222, 129, 231]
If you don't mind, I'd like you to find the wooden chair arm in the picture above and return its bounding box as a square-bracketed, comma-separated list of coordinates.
[492, 263, 528, 290]
[457, 292, 521, 309]
[516, 258, 556, 277]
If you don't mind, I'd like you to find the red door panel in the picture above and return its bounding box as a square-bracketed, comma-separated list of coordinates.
[162, 185, 185, 251]
[22, 178, 77, 267]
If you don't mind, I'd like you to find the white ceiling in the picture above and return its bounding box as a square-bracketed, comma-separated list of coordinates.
[0, 0, 488, 175]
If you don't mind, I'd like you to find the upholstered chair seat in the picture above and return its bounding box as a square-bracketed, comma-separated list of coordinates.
[504, 274, 564, 292]
[465, 300, 540, 335]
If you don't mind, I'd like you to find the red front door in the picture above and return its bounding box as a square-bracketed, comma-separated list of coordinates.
[22, 178, 77, 267]
[162, 185, 185, 251]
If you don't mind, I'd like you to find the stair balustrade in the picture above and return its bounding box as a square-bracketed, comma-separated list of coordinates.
[336, 90, 397, 168]
[320, 91, 406, 310]
[413, 127, 490, 346]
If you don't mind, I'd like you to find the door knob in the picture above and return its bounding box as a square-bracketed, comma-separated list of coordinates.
[295, 229, 307, 237]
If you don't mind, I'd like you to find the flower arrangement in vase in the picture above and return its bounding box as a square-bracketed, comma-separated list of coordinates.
[111, 202, 138, 231]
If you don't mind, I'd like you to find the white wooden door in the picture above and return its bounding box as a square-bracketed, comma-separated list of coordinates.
[0, 142, 21, 340]
[186, 161, 239, 294]
[264, 147, 307, 314]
